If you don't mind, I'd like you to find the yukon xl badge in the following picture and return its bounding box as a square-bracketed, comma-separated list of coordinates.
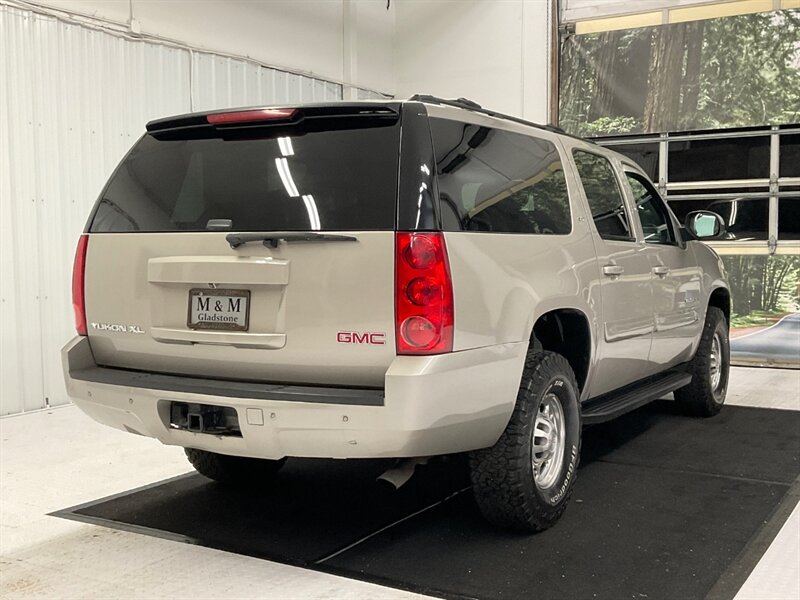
[337, 331, 386, 345]
[91, 322, 145, 334]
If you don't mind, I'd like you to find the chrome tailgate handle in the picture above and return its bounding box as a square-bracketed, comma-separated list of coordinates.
[151, 327, 287, 350]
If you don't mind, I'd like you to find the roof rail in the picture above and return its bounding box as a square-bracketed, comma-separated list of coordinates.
[408, 94, 593, 144]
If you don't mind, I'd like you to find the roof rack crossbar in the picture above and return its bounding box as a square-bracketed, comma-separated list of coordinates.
[408, 94, 593, 145]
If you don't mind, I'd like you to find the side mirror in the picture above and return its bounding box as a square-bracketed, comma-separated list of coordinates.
[684, 210, 726, 240]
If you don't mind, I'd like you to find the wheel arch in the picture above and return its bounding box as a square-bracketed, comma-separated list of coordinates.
[708, 286, 731, 324]
[530, 308, 592, 394]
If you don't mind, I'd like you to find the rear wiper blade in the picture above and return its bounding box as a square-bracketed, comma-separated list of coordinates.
[226, 232, 358, 249]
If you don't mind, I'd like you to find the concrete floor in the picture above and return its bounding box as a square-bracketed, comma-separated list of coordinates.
[1, 366, 798, 599]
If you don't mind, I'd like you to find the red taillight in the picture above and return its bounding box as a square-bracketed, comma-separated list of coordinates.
[395, 232, 454, 355]
[207, 108, 296, 125]
[72, 234, 88, 336]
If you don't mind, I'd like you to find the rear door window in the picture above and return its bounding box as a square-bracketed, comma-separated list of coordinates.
[429, 118, 571, 234]
[572, 150, 635, 241]
[90, 119, 400, 233]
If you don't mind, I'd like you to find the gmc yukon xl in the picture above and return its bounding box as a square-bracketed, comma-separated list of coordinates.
[63, 96, 731, 531]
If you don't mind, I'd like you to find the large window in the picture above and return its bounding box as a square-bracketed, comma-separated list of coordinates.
[558, 10, 800, 137]
[596, 128, 799, 248]
[780, 134, 800, 177]
[668, 137, 769, 182]
[614, 143, 659, 181]
[429, 119, 572, 235]
[779, 197, 800, 240]
[572, 151, 634, 241]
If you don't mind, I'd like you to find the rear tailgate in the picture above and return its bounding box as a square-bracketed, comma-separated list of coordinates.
[83, 105, 401, 387]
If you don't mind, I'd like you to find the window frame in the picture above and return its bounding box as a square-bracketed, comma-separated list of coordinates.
[622, 168, 681, 248]
[570, 148, 638, 243]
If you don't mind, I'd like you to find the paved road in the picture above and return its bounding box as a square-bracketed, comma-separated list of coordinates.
[731, 312, 800, 367]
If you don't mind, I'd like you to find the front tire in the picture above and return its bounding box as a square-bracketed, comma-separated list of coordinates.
[674, 306, 730, 417]
[184, 448, 285, 486]
[469, 351, 581, 532]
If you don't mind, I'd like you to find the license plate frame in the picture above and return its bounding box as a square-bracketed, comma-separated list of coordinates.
[187, 288, 250, 332]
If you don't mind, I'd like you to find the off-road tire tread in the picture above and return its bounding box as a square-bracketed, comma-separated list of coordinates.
[469, 351, 581, 532]
[674, 306, 729, 417]
[184, 448, 285, 485]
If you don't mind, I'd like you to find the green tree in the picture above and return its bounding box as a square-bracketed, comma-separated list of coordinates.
[761, 256, 800, 312]
[698, 11, 800, 129]
[723, 255, 800, 317]
[559, 9, 800, 135]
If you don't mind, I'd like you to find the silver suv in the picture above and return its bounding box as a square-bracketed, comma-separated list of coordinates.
[62, 96, 731, 532]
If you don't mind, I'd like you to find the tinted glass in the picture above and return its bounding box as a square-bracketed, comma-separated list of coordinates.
[90, 123, 400, 232]
[429, 118, 571, 234]
[573, 151, 634, 240]
[397, 106, 438, 230]
[779, 198, 800, 240]
[668, 136, 769, 182]
[613, 143, 659, 181]
[626, 172, 675, 245]
[779, 134, 800, 177]
[668, 198, 769, 241]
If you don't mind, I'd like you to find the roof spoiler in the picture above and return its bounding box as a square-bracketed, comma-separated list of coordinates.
[146, 103, 400, 134]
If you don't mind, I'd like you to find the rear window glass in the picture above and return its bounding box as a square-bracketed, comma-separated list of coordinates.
[429, 118, 571, 234]
[90, 122, 400, 232]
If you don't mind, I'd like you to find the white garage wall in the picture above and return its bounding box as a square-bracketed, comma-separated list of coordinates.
[0, 0, 556, 415]
[26, 0, 397, 96]
[189, 53, 343, 112]
[0, 4, 348, 415]
[394, 0, 552, 123]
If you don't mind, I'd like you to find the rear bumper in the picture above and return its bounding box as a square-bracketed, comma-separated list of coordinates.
[62, 337, 526, 459]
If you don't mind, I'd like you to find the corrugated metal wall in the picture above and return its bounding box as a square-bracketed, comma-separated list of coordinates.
[0, 4, 344, 415]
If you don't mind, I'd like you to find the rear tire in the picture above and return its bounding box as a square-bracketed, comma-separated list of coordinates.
[674, 306, 729, 417]
[469, 351, 581, 532]
[184, 448, 285, 486]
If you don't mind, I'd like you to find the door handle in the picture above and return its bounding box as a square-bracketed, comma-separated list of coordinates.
[652, 266, 670, 277]
[602, 264, 625, 277]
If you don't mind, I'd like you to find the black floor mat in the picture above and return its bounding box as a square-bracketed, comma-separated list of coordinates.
[56, 403, 800, 600]
[63, 456, 470, 566]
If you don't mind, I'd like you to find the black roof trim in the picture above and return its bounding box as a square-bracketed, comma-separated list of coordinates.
[409, 94, 595, 145]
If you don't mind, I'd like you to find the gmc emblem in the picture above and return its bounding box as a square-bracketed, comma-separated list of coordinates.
[337, 331, 386, 345]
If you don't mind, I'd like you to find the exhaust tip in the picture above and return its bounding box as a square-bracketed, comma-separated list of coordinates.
[376, 457, 430, 490]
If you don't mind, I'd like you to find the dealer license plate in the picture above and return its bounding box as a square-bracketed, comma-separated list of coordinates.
[188, 289, 250, 331]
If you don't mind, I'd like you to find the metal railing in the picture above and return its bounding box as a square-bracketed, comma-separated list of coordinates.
[595, 125, 799, 255]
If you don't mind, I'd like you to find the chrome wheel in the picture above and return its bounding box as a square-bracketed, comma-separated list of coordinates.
[532, 392, 566, 490]
[710, 331, 723, 392]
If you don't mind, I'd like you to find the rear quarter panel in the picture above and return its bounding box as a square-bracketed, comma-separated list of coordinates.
[428, 111, 604, 401]
[446, 229, 600, 352]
